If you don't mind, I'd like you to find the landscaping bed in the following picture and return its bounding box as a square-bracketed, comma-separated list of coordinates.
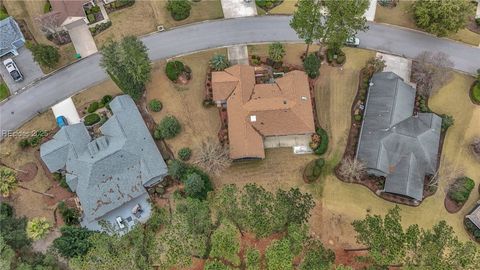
[334, 61, 446, 206]
[470, 81, 480, 105]
[104, 0, 135, 13]
[256, 0, 284, 12]
[444, 176, 475, 213]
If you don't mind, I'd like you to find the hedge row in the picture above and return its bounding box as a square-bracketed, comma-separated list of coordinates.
[304, 158, 325, 183]
[314, 127, 329, 155]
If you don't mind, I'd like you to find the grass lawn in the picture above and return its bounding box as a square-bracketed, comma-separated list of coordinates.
[95, 1, 223, 48]
[375, 0, 480, 46]
[0, 110, 57, 223]
[269, 0, 298, 14]
[145, 49, 226, 159]
[0, 82, 10, 101]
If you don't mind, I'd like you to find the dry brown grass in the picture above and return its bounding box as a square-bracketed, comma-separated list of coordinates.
[269, 0, 298, 15]
[0, 78, 121, 222]
[94, 1, 157, 48]
[145, 49, 226, 158]
[95, 1, 224, 48]
[150, 0, 223, 29]
[0, 110, 56, 222]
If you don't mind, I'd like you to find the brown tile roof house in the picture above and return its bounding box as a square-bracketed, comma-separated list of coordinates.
[49, 0, 88, 26]
[212, 65, 315, 159]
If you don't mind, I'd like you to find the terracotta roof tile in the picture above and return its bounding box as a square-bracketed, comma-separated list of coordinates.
[213, 65, 315, 159]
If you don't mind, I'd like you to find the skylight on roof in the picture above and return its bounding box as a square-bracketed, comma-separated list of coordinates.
[250, 115, 257, 122]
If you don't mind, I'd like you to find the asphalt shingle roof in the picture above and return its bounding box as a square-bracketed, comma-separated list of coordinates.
[0, 17, 25, 57]
[40, 95, 168, 222]
[356, 72, 441, 201]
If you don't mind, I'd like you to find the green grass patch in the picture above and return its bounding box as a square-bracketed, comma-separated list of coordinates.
[0, 83, 10, 101]
[471, 83, 480, 104]
[307, 152, 341, 198]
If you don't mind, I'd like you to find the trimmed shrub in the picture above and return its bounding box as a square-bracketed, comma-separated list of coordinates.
[304, 158, 325, 182]
[472, 83, 480, 103]
[84, 113, 100, 126]
[336, 54, 346, 65]
[101, 95, 113, 104]
[166, 0, 191, 21]
[178, 147, 192, 161]
[440, 114, 454, 132]
[149, 99, 163, 112]
[156, 115, 181, 139]
[448, 177, 475, 204]
[19, 139, 30, 149]
[256, 0, 283, 10]
[58, 201, 79, 225]
[314, 127, 329, 155]
[268, 42, 285, 62]
[354, 114, 362, 122]
[44, 1, 52, 13]
[168, 159, 188, 179]
[303, 53, 321, 79]
[209, 54, 230, 71]
[87, 101, 99, 113]
[165, 61, 185, 81]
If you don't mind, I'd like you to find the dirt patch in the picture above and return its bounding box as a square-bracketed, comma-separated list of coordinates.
[16, 162, 38, 182]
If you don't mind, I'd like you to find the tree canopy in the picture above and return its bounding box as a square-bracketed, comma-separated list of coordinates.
[209, 220, 241, 266]
[101, 36, 151, 100]
[53, 226, 95, 259]
[352, 206, 480, 269]
[323, 0, 369, 51]
[412, 0, 471, 37]
[290, 0, 323, 55]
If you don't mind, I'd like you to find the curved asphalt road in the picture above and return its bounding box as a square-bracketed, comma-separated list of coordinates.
[1, 16, 479, 136]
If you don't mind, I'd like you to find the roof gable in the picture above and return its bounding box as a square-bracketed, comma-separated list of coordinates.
[212, 65, 315, 159]
[40, 95, 168, 222]
[356, 72, 442, 201]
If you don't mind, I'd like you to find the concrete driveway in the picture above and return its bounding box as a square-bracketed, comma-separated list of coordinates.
[66, 20, 98, 58]
[221, 0, 257, 18]
[0, 47, 43, 95]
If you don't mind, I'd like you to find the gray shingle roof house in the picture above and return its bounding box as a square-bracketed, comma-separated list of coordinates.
[0, 17, 26, 57]
[40, 95, 168, 232]
[356, 72, 442, 202]
[466, 204, 480, 230]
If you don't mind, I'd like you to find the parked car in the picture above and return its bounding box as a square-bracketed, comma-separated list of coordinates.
[345, 36, 360, 47]
[3, 58, 24, 82]
[56, 116, 68, 128]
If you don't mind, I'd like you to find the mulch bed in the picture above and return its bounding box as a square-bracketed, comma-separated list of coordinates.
[16, 162, 38, 182]
[466, 16, 480, 35]
[334, 68, 446, 207]
[444, 195, 463, 214]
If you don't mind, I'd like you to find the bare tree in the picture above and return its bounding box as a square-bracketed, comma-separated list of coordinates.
[338, 158, 366, 182]
[411, 51, 453, 97]
[36, 12, 63, 41]
[429, 159, 464, 193]
[194, 139, 231, 175]
[470, 137, 480, 161]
